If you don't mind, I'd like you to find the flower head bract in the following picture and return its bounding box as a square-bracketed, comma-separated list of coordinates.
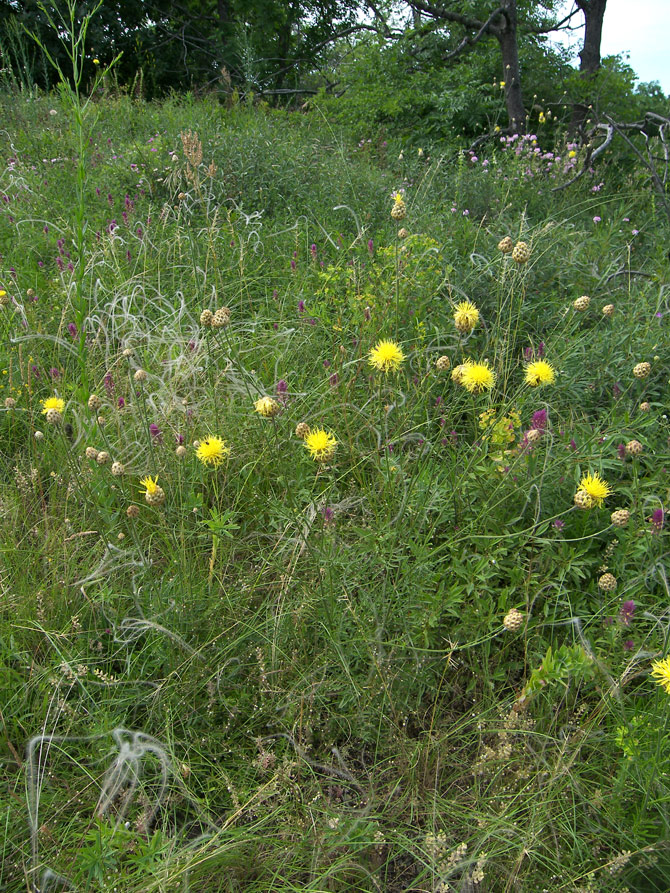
[196, 435, 230, 467]
[460, 361, 495, 394]
[525, 360, 556, 387]
[41, 396, 65, 415]
[304, 428, 337, 462]
[368, 340, 405, 374]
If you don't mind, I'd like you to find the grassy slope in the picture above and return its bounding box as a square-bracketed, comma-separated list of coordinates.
[0, 91, 669, 892]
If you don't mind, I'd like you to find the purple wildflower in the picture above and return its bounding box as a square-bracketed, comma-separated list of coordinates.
[276, 379, 288, 395]
[68, 322, 78, 339]
[329, 372, 339, 387]
[149, 423, 162, 442]
[553, 519, 565, 530]
[619, 600, 635, 626]
[118, 396, 125, 409]
[650, 508, 665, 532]
[532, 409, 548, 430]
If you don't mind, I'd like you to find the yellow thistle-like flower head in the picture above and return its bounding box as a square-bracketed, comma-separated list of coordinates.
[453, 301, 479, 334]
[368, 339, 405, 374]
[196, 435, 230, 467]
[254, 396, 281, 418]
[525, 360, 556, 387]
[41, 396, 65, 415]
[460, 360, 496, 394]
[304, 428, 337, 462]
[651, 655, 670, 694]
[578, 471, 612, 508]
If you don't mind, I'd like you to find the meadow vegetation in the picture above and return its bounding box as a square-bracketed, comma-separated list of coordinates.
[0, 37, 670, 893]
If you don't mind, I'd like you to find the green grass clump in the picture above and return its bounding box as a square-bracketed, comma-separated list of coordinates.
[0, 88, 669, 893]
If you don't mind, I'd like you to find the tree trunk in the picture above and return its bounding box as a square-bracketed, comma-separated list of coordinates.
[497, 0, 525, 133]
[570, 0, 608, 135]
[579, 0, 607, 74]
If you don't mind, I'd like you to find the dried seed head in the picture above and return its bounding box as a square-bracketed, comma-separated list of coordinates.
[134, 369, 147, 382]
[85, 447, 99, 460]
[633, 362, 651, 379]
[175, 445, 187, 458]
[211, 307, 230, 328]
[96, 451, 110, 465]
[391, 195, 406, 220]
[498, 236, 514, 254]
[503, 608, 524, 631]
[573, 295, 590, 311]
[97, 415, 105, 426]
[611, 509, 630, 527]
[88, 394, 102, 411]
[45, 408, 62, 425]
[602, 304, 615, 317]
[4, 396, 16, 409]
[625, 439, 643, 457]
[0, 290, 10, 306]
[397, 227, 410, 239]
[295, 422, 311, 440]
[512, 241, 530, 263]
[122, 347, 133, 357]
[525, 428, 542, 444]
[639, 401, 651, 412]
[126, 504, 140, 518]
[436, 355, 451, 372]
[598, 572, 617, 592]
[200, 309, 213, 326]
[111, 461, 125, 476]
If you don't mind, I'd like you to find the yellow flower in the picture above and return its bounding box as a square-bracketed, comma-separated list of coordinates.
[651, 655, 670, 694]
[538, 112, 546, 124]
[254, 396, 281, 417]
[140, 475, 160, 496]
[304, 428, 337, 462]
[460, 361, 496, 394]
[368, 339, 405, 373]
[93, 58, 100, 65]
[577, 472, 612, 508]
[525, 360, 556, 387]
[568, 150, 577, 158]
[196, 435, 230, 467]
[453, 301, 479, 334]
[41, 396, 65, 415]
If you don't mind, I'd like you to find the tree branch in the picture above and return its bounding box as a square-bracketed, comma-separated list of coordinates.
[442, 6, 504, 60]
[408, 1, 492, 35]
